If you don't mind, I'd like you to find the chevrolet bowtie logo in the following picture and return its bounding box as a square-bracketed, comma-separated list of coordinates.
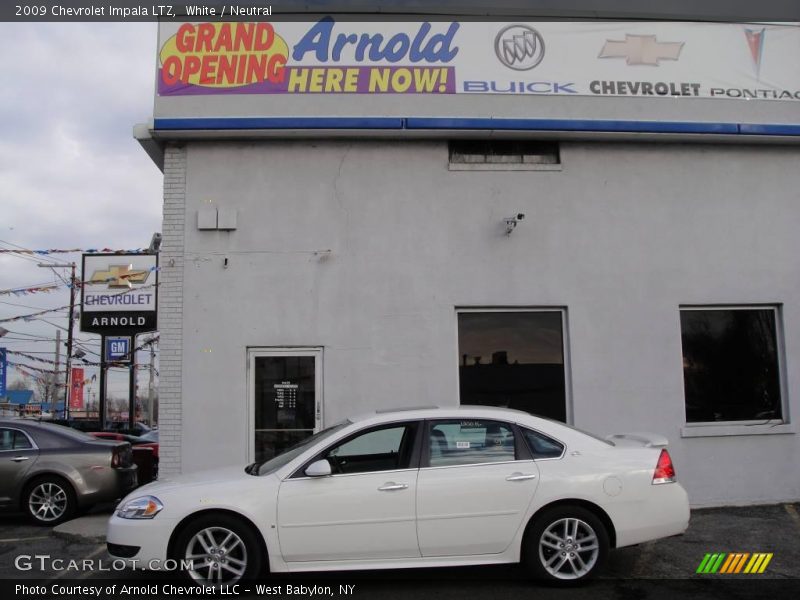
[599, 34, 684, 66]
[90, 265, 150, 288]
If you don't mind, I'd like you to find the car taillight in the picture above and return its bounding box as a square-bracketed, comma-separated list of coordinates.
[652, 448, 676, 484]
[111, 445, 131, 469]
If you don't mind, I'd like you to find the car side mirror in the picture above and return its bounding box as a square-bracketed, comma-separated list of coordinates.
[305, 459, 332, 478]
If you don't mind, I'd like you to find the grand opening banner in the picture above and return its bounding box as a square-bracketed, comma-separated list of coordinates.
[157, 19, 800, 101]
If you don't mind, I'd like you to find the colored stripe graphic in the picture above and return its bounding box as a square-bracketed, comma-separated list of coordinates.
[698, 552, 773, 574]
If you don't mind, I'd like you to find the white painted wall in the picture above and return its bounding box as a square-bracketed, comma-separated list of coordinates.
[160, 139, 800, 507]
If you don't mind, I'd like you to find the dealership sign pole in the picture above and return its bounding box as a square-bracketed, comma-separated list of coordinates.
[80, 253, 158, 430]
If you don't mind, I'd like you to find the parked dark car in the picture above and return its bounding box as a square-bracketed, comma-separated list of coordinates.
[0, 420, 138, 525]
[47, 419, 152, 437]
[89, 432, 159, 483]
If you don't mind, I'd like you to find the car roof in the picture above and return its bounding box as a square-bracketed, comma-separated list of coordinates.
[349, 405, 538, 425]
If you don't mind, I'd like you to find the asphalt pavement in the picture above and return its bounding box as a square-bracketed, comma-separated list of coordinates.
[0, 503, 798, 599]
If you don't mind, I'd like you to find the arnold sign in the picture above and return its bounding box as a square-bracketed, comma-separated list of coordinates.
[157, 19, 800, 101]
[80, 254, 158, 335]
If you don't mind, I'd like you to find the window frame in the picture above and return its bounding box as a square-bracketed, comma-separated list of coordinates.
[455, 307, 573, 425]
[679, 304, 792, 438]
[448, 140, 562, 172]
[519, 426, 566, 461]
[0, 427, 38, 452]
[289, 420, 424, 479]
[421, 418, 532, 469]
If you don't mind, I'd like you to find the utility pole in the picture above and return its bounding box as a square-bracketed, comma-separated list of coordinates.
[52, 329, 61, 408]
[38, 262, 76, 420]
[148, 339, 155, 427]
[64, 263, 76, 421]
[128, 334, 137, 432]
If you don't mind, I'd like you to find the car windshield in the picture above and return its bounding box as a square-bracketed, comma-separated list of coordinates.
[252, 421, 351, 476]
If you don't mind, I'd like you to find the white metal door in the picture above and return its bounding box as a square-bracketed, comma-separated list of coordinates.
[277, 469, 420, 562]
[416, 460, 539, 556]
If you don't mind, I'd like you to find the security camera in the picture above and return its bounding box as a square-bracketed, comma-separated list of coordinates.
[148, 232, 163, 254]
[504, 213, 526, 235]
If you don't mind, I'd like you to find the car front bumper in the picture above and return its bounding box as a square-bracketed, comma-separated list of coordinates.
[106, 512, 177, 568]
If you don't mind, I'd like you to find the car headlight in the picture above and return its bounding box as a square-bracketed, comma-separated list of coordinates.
[116, 495, 163, 519]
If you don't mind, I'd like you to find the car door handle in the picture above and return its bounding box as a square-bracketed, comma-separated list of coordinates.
[506, 472, 537, 482]
[10, 456, 30, 462]
[378, 482, 408, 491]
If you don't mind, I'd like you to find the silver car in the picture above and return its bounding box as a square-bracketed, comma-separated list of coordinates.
[0, 420, 138, 525]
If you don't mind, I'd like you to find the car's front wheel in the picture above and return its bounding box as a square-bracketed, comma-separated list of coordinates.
[23, 476, 76, 526]
[524, 505, 609, 583]
[174, 514, 263, 584]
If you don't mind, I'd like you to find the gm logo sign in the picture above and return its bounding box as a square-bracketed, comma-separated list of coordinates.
[106, 336, 132, 363]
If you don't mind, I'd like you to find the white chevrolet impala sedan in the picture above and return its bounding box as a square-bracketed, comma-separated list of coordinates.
[107, 406, 689, 584]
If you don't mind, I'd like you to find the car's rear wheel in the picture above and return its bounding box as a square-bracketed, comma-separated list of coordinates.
[175, 514, 263, 584]
[524, 505, 609, 583]
[23, 476, 76, 526]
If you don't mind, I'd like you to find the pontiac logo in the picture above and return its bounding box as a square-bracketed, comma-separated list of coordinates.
[90, 265, 150, 288]
[494, 25, 545, 71]
[599, 34, 684, 66]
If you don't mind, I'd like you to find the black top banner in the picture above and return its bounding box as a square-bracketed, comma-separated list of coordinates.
[2, 1, 799, 22]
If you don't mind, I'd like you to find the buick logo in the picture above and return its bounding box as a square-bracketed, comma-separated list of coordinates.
[495, 25, 545, 71]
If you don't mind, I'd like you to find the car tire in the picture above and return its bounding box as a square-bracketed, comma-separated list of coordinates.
[174, 514, 264, 584]
[523, 505, 609, 584]
[22, 476, 77, 526]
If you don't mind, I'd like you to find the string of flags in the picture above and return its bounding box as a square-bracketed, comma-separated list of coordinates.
[0, 283, 60, 297]
[0, 303, 71, 324]
[7, 360, 61, 377]
[7, 337, 158, 368]
[10, 365, 68, 389]
[0, 282, 159, 324]
[0, 266, 161, 297]
[0, 248, 150, 255]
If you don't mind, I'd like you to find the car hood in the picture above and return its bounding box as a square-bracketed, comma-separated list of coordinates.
[132, 464, 270, 496]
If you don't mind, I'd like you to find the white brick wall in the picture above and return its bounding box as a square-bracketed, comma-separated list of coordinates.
[158, 144, 186, 477]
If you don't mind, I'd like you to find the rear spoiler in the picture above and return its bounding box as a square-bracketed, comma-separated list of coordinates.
[605, 432, 669, 448]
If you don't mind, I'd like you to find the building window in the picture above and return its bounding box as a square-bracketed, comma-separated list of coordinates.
[457, 310, 568, 422]
[680, 306, 784, 423]
[448, 140, 561, 171]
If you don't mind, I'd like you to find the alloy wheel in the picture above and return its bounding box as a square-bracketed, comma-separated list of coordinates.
[28, 482, 68, 523]
[184, 526, 249, 584]
[538, 517, 600, 580]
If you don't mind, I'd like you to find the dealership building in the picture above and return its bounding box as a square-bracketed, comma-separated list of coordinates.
[136, 10, 800, 506]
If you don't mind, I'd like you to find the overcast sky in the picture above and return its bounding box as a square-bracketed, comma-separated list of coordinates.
[0, 23, 162, 398]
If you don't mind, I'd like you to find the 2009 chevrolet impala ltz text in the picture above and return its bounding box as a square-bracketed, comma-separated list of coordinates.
[107, 406, 689, 583]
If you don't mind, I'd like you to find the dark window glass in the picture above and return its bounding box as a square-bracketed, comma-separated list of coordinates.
[458, 311, 567, 422]
[13, 431, 32, 450]
[324, 424, 416, 475]
[680, 308, 782, 423]
[429, 419, 516, 467]
[521, 427, 564, 459]
[0, 429, 13, 451]
[449, 140, 559, 165]
[254, 356, 317, 462]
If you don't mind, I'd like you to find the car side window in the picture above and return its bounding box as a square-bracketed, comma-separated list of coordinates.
[428, 419, 516, 467]
[521, 427, 564, 459]
[324, 424, 416, 475]
[0, 429, 13, 451]
[13, 431, 33, 450]
[0, 429, 30, 451]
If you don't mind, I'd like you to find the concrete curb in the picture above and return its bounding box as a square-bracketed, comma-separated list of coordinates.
[51, 514, 108, 544]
